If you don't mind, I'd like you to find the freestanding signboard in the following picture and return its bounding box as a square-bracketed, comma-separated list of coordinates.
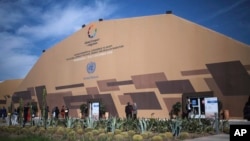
[91, 102, 100, 120]
[88, 102, 100, 120]
[204, 97, 218, 118]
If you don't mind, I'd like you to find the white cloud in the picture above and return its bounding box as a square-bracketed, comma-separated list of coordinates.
[0, 32, 38, 80]
[0, 0, 118, 81]
[17, 0, 117, 40]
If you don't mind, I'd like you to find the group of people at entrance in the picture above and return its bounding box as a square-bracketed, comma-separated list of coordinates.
[52, 105, 69, 119]
[125, 102, 137, 119]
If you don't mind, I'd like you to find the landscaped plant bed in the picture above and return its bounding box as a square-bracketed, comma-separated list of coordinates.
[0, 128, 222, 141]
[0, 117, 229, 141]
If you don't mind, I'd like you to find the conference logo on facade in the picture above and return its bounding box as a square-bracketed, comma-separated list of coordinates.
[87, 24, 97, 38]
[87, 62, 96, 74]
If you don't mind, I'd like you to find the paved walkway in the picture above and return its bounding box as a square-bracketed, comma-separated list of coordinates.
[184, 134, 229, 141]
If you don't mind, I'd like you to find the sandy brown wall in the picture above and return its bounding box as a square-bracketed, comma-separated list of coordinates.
[11, 14, 250, 118]
[0, 79, 22, 109]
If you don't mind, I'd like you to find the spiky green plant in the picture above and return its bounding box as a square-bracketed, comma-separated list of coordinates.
[123, 117, 137, 131]
[66, 117, 76, 128]
[42, 88, 47, 129]
[138, 118, 153, 134]
[19, 98, 24, 126]
[84, 117, 97, 129]
[106, 117, 125, 133]
[170, 118, 182, 138]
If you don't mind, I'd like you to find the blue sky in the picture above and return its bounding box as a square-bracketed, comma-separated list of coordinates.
[0, 0, 249, 81]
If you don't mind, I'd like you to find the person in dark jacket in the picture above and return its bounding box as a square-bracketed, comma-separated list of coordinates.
[243, 96, 250, 121]
[125, 102, 133, 119]
[54, 106, 60, 119]
[1, 106, 7, 120]
[23, 104, 29, 127]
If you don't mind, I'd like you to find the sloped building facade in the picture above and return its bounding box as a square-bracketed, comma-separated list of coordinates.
[8, 14, 250, 119]
[0, 79, 23, 108]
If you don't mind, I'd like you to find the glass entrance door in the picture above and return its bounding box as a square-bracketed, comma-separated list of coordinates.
[189, 97, 205, 118]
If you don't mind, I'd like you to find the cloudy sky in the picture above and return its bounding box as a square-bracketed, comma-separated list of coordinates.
[0, 0, 249, 81]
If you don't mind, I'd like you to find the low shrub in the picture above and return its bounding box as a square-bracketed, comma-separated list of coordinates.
[151, 135, 163, 141]
[178, 132, 190, 140]
[132, 134, 143, 141]
[113, 134, 124, 141]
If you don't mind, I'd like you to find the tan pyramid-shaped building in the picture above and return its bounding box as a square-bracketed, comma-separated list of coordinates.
[2, 13, 250, 119]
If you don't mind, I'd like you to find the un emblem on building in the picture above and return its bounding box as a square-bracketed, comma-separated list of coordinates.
[87, 62, 96, 74]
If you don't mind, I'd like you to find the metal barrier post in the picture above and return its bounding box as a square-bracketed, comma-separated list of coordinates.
[215, 112, 219, 134]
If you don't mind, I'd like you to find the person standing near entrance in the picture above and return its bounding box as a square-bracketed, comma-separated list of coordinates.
[186, 99, 193, 118]
[132, 103, 138, 119]
[243, 96, 250, 121]
[1, 106, 7, 120]
[65, 107, 69, 119]
[61, 105, 65, 119]
[125, 102, 133, 119]
[23, 104, 29, 127]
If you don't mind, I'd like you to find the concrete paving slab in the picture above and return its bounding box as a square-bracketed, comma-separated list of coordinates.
[184, 134, 229, 141]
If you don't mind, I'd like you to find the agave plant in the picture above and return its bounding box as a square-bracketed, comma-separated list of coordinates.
[84, 117, 97, 129]
[66, 117, 76, 128]
[138, 118, 152, 134]
[106, 117, 125, 133]
[170, 118, 182, 138]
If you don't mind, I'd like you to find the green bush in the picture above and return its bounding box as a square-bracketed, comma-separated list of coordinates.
[165, 131, 173, 139]
[121, 131, 129, 138]
[98, 133, 108, 141]
[128, 130, 136, 136]
[151, 135, 163, 141]
[75, 127, 84, 135]
[114, 129, 122, 135]
[55, 126, 65, 135]
[113, 134, 124, 141]
[46, 127, 57, 135]
[178, 132, 190, 140]
[141, 132, 149, 139]
[67, 130, 76, 141]
[132, 134, 143, 141]
[83, 132, 94, 141]
[92, 129, 100, 135]
[0, 134, 53, 141]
